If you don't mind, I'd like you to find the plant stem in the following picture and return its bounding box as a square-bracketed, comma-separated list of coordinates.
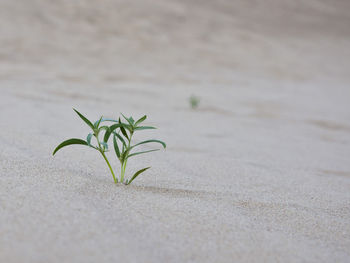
[120, 132, 132, 184]
[101, 151, 117, 183]
[120, 162, 124, 183]
[120, 159, 127, 183]
[95, 133, 117, 184]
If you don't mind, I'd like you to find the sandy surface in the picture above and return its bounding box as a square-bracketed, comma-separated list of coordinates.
[1, 0, 350, 262]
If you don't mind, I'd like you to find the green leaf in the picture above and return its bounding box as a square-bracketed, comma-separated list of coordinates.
[100, 118, 118, 123]
[117, 117, 130, 138]
[86, 134, 98, 149]
[120, 149, 128, 163]
[113, 132, 127, 148]
[53, 138, 88, 155]
[126, 167, 151, 185]
[132, 139, 166, 149]
[127, 149, 159, 159]
[135, 115, 147, 126]
[121, 143, 125, 153]
[134, 126, 156, 130]
[86, 133, 93, 145]
[94, 116, 103, 128]
[100, 141, 108, 151]
[98, 125, 109, 133]
[122, 113, 134, 126]
[120, 125, 129, 140]
[103, 123, 123, 142]
[73, 109, 95, 130]
[113, 134, 120, 158]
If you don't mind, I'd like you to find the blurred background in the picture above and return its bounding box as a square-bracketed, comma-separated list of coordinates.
[1, 0, 349, 146]
[1, 0, 349, 122]
[1, 0, 350, 82]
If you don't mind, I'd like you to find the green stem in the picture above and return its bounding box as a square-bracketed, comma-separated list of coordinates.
[120, 132, 132, 184]
[120, 160, 127, 183]
[95, 133, 117, 184]
[101, 151, 117, 183]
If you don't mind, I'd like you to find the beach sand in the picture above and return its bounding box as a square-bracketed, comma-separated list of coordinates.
[0, 0, 350, 262]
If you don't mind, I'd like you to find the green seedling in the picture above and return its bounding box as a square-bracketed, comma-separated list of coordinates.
[53, 109, 118, 183]
[189, 95, 200, 109]
[53, 109, 166, 185]
[103, 114, 166, 185]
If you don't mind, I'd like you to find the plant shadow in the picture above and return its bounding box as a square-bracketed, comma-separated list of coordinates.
[128, 184, 217, 199]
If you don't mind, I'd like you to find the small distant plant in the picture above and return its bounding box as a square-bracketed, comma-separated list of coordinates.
[53, 109, 166, 185]
[189, 95, 200, 109]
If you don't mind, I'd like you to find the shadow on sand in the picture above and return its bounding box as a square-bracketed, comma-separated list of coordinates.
[128, 184, 218, 199]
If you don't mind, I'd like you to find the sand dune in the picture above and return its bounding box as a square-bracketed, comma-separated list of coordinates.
[0, 0, 349, 262]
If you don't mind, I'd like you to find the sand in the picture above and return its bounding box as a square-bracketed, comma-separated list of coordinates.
[0, 0, 350, 262]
